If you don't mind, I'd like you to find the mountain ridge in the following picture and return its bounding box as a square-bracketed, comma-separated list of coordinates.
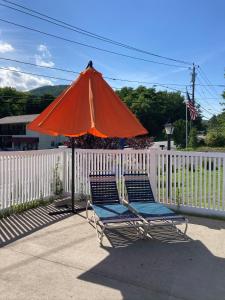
[29, 85, 68, 97]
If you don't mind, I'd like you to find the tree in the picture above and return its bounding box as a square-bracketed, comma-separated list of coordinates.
[0, 87, 27, 117]
[25, 93, 54, 114]
[173, 119, 186, 148]
[116, 86, 201, 140]
[0, 85, 203, 143]
[206, 111, 225, 147]
[205, 132, 225, 147]
[0, 87, 55, 117]
[188, 127, 198, 148]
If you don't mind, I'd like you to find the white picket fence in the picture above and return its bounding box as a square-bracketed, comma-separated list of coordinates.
[157, 150, 225, 217]
[1, 148, 225, 217]
[0, 149, 65, 210]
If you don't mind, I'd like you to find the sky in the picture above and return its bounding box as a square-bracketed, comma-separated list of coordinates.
[0, 0, 224, 119]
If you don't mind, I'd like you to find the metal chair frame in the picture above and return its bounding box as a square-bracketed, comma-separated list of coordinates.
[123, 173, 188, 235]
[87, 174, 147, 245]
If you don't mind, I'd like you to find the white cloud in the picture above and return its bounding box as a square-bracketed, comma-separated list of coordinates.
[35, 55, 55, 67]
[0, 67, 53, 91]
[38, 44, 49, 53]
[0, 41, 14, 53]
[35, 44, 54, 67]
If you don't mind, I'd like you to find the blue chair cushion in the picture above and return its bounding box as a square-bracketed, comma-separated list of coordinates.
[129, 202, 176, 218]
[92, 203, 139, 223]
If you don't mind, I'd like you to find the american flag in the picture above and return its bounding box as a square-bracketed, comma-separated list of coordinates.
[186, 91, 198, 120]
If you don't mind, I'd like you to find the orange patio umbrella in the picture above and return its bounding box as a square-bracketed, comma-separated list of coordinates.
[28, 61, 148, 213]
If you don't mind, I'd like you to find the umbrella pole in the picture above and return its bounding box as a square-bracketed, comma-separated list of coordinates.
[71, 137, 75, 213]
[49, 137, 86, 215]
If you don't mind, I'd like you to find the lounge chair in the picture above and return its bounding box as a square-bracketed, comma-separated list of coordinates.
[86, 174, 145, 245]
[123, 173, 188, 234]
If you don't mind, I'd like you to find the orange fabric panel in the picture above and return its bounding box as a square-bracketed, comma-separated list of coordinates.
[27, 65, 148, 138]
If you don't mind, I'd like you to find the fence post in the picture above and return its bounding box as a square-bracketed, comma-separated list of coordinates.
[149, 149, 158, 199]
[62, 149, 68, 193]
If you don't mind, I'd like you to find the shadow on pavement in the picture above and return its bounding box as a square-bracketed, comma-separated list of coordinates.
[79, 225, 225, 300]
[187, 215, 225, 230]
[0, 204, 73, 248]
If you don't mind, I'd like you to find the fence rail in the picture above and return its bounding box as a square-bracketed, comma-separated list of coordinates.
[0, 149, 65, 210]
[157, 150, 225, 216]
[1, 148, 225, 217]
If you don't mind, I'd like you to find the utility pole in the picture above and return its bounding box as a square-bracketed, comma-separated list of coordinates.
[189, 64, 197, 132]
[191, 63, 197, 104]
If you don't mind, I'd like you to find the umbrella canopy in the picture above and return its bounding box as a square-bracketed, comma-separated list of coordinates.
[27, 61, 147, 137]
[28, 61, 147, 214]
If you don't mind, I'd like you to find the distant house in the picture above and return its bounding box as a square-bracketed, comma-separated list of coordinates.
[0, 114, 66, 151]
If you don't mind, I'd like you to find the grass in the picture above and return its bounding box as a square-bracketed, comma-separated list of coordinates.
[158, 164, 225, 210]
[0, 196, 55, 220]
[180, 146, 225, 153]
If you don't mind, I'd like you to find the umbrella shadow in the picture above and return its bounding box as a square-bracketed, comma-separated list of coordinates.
[103, 224, 190, 248]
[0, 204, 73, 248]
[79, 226, 225, 300]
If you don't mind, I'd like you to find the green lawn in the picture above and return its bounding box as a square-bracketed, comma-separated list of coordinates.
[158, 165, 225, 210]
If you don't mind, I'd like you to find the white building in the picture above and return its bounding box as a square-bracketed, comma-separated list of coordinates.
[0, 114, 66, 150]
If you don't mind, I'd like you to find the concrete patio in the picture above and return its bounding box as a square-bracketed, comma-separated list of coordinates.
[0, 207, 225, 300]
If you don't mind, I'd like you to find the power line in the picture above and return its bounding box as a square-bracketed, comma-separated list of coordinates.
[196, 84, 221, 114]
[194, 97, 223, 100]
[2, 62, 220, 106]
[2, 0, 192, 66]
[0, 97, 214, 119]
[1, 60, 221, 109]
[0, 2, 221, 118]
[0, 60, 218, 101]
[0, 57, 80, 74]
[196, 83, 225, 88]
[195, 99, 215, 116]
[199, 67, 223, 94]
[1, 56, 224, 93]
[0, 90, 217, 118]
[197, 68, 224, 116]
[0, 18, 190, 69]
[0, 66, 73, 82]
[197, 96, 221, 114]
[0, 60, 190, 90]
[197, 77, 222, 100]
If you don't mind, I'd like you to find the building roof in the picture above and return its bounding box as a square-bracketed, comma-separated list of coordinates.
[0, 114, 38, 125]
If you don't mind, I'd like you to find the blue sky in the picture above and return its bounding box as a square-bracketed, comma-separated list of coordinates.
[0, 0, 224, 119]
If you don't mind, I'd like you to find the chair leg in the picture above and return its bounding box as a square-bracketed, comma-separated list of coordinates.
[86, 200, 90, 221]
[99, 225, 106, 245]
[184, 218, 188, 235]
[92, 213, 105, 245]
[141, 223, 150, 239]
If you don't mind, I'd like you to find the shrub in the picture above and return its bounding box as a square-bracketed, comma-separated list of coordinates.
[188, 127, 198, 149]
[205, 132, 225, 147]
[173, 119, 186, 148]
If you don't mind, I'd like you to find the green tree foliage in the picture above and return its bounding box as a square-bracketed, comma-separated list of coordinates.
[205, 132, 225, 147]
[25, 94, 54, 114]
[116, 86, 200, 139]
[208, 113, 225, 133]
[0, 86, 203, 145]
[0, 87, 27, 117]
[206, 111, 225, 147]
[188, 127, 198, 148]
[0, 87, 54, 118]
[173, 119, 186, 148]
